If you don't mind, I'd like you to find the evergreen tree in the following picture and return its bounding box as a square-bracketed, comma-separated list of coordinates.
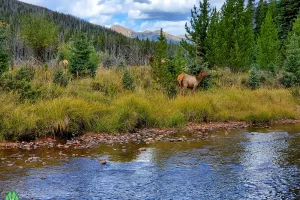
[254, 0, 269, 36]
[151, 29, 178, 97]
[169, 47, 187, 76]
[286, 14, 300, 46]
[229, 0, 255, 71]
[284, 33, 300, 74]
[215, 0, 254, 71]
[122, 69, 135, 91]
[20, 14, 58, 62]
[152, 28, 168, 84]
[69, 32, 99, 77]
[0, 20, 9, 75]
[217, 0, 236, 67]
[282, 33, 300, 87]
[206, 7, 220, 66]
[181, 0, 210, 59]
[277, 0, 300, 41]
[257, 10, 280, 70]
[248, 65, 261, 89]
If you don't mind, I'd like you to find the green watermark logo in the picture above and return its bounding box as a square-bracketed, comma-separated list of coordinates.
[5, 191, 19, 200]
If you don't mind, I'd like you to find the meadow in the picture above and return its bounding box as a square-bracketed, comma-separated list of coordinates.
[0, 64, 299, 141]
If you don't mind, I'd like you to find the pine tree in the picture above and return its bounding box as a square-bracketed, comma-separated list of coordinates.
[215, 0, 254, 71]
[152, 28, 168, 85]
[257, 10, 280, 70]
[284, 33, 300, 74]
[248, 65, 261, 89]
[286, 14, 300, 46]
[152, 29, 178, 97]
[122, 69, 135, 91]
[229, 0, 255, 71]
[0, 20, 9, 75]
[277, 0, 300, 41]
[254, 0, 269, 36]
[181, 0, 210, 59]
[69, 32, 98, 77]
[217, 0, 236, 67]
[206, 7, 220, 66]
[282, 33, 300, 87]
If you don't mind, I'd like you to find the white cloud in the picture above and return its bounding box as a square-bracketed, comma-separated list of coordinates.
[89, 15, 113, 26]
[19, 0, 226, 36]
[139, 21, 187, 36]
[128, 9, 149, 19]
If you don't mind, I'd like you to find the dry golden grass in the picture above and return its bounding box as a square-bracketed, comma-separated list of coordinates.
[0, 66, 299, 140]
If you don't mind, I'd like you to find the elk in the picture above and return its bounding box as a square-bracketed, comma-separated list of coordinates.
[177, 69, 210, 95]
[59, 59, 69, 72]
[146, 55, 168, 65]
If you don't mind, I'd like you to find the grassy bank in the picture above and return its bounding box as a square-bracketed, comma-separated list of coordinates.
[0, 66, 299, 141]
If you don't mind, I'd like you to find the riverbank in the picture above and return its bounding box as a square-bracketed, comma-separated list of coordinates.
[1, 67, 300, 142]
[1, 119, 299, 150]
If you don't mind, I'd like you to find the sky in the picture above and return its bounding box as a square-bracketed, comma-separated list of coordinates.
[18, 0, 226, 36]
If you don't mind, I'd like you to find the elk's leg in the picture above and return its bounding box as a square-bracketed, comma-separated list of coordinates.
[192, 87, 196, 95]
[178, 86, 181, 95]
[183, 87, 187, 96]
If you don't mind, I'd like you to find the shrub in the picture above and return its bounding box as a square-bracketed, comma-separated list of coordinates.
[16, 67, 35, 82]
[117, 58, 126, 69]
[248, 66, 260, 89]
[281, 72, 296, 88]
[0, 67, 40, 101]
[122, 69, 135, 91]
[99, 52, 114, 68]
[53, 68, 69, 87]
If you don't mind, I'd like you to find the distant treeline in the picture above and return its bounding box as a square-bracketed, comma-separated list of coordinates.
[0, 0, 178, 66]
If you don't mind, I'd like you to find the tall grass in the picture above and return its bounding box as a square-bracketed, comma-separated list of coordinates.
[0, 66, 299, 141]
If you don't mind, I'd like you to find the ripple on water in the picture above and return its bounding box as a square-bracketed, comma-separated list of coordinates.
[0, 127, 300, 199]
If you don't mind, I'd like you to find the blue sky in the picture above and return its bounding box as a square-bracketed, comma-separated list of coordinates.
[19, 0, 226, 36]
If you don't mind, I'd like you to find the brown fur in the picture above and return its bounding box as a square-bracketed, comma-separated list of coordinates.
[177, 69, 210, 95]
[147, 55, 168, 65]
[59, 59, 69, 72]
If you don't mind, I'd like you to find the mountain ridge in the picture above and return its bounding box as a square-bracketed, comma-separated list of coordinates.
[111, 25, 184, 43]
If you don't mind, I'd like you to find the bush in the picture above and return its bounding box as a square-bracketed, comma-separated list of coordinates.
[281, 72, 296, 88]
[117, 58, 126, 69]
[91, 81, 119, 97]
[16, 67, 35, 81]
[248, 66, 260, 89]
[99, 52, 115, 68]
[53, 68, 69, 87]
[122, 69, 135, 91]
[0, 67, 40, 101]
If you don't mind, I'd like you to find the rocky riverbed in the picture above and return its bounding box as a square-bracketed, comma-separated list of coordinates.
[0, 120, 299, 150]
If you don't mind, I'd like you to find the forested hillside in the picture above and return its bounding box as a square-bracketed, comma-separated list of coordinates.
[0, 0, 177, 66]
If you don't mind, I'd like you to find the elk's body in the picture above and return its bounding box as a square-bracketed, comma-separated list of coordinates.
[59, 59, 69, 72]
[177, 69, 209, 95]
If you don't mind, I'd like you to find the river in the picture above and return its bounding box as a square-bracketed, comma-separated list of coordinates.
[0, 123, 300, 199]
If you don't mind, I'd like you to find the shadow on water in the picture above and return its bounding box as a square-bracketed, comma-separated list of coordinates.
[0, 124, 300, 199]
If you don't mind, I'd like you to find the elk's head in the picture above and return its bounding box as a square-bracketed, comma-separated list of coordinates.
[199, 69, 210, 78]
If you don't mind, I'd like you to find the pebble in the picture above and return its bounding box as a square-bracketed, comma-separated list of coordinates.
[138, 147, 146, 151]
[100, 160, 107, 165]
[7, 163, 14, 167]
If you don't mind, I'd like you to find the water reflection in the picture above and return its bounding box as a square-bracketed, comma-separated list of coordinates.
[0, 125, 299, 199]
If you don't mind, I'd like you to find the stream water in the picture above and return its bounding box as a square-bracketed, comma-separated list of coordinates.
[0, 123, 300, 199]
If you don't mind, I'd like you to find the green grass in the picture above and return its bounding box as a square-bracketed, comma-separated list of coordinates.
[0, 66, 299, 141]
